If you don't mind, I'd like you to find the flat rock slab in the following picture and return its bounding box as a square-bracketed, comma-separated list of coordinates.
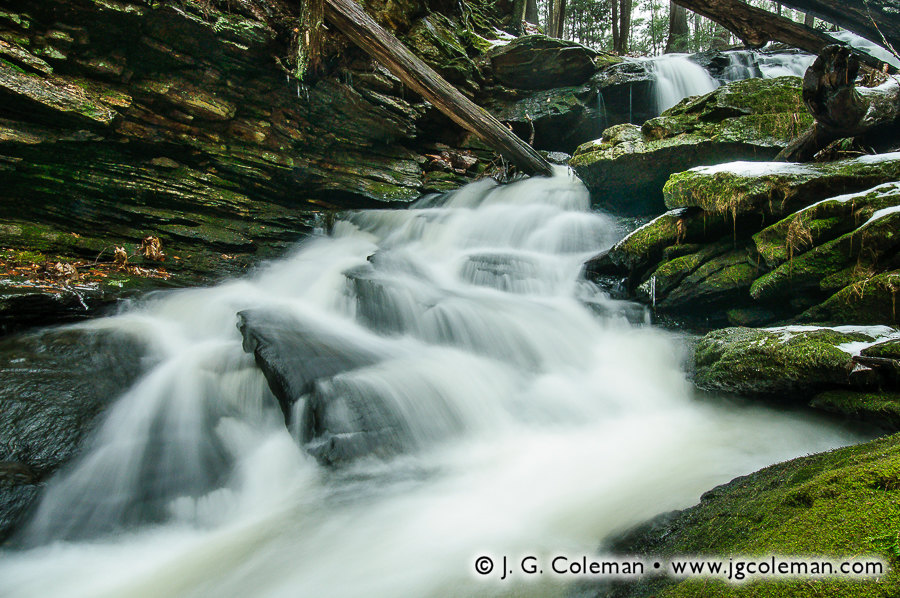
[693, 324, 900, 396]
[664, 152, 900, 219]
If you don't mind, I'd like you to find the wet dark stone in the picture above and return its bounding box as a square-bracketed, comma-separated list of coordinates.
[0, 326, 148, 542]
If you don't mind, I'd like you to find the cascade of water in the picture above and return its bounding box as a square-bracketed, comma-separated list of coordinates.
[647, 54, 720, 113]
[720, 50, 762, 81]
[756, 51, 815, 78]
[0, 170, 863, 598]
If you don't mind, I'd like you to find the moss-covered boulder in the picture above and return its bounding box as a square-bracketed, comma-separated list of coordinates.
[865, 339, 900, 360]
[664, 153, 900, 220]
[585, 207, 729, 277]
[486, 35, 615, 90]
[811, 390, 900, 430]
[570, 77, 812, 215]
[605, 433, 900, 597]
[693, 325, 899, 396]
[799, 270, 900, 326]
[749, 208, 900, 310]
[752, 182, 900, 270]
[645, 246, 762, 314]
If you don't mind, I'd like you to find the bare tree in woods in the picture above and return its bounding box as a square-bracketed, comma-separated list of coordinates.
[611, 0, 632, 54]
[803, 12, 815, 27]
[511, 0, 539, 33]
[525, 0, 539, 25]
[511, 0, 527, 33]
[548, 0, 568, 38]
[665, 1, 689, 52]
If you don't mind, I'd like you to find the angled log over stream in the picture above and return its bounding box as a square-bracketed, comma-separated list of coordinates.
[673, 0, 892, 72]
[777, 45, 900, 162]
[324, 0, 554, 177]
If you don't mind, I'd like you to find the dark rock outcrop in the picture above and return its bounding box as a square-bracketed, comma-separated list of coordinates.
[486, 35, 616, 90]
[0, 0, 501, 331]
[692, 325, 897, 396]
[0, 326, 147, 541]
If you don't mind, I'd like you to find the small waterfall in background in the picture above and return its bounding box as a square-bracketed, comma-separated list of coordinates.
[721, 50, 762, 81]
[756, 50, 815, 78]
[646, 54, 720, 113]
[0, 160, 865, 597]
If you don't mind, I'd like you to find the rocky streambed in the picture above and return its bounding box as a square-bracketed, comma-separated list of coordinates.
[575, 66, 900, 596]
[2, 0, 900, 596]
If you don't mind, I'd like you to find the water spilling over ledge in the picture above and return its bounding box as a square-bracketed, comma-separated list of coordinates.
[0, 171, 865, 597]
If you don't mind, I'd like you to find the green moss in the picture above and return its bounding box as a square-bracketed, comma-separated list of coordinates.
[639, 434, 900, 596]
[811, 390, 900, 429]
[664, 155, 900, 220]
[693, 326, 867, 395]
[658, 248, 760, 311]
[799, 270, 900, 325]
[865, 339, 900, 360]
[751, 213, 900, 305]
[754, 182, 900, 269]
[0, 11, 32, 29]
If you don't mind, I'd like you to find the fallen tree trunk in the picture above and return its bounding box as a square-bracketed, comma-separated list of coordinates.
[776, 0, 900, 59]
[324, 0, 554, 177]
[674, 0, 891, 72]
[776, 45, 900, 161]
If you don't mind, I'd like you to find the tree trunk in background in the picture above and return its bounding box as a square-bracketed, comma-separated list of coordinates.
[525, 0, 539, 25]
[614, 0, 632, 54]
[612, 0, 621, 52]
[296, 0, 324, 80]
[665, 2, 689, 53]
[548, 0, 568, 38]
[511, 0, 527, 33]
[804, 12, 815, 27]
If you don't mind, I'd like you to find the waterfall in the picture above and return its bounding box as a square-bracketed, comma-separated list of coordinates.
[647, 54, 720, 113]
[0, 170, 862, 598]
[756, 51, 815, 78]
[721, 50, 762, 82]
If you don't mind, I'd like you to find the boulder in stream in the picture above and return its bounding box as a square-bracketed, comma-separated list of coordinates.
[0, 327, 147, 542]
[570, 76, 812, 214]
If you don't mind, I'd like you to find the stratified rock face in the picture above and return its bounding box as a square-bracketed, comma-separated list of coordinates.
[0, 327, 147, 541]
[570, 77, 812, 214]
[0, 0, 504, 329]
[487, 35, 615, 90]
[603, 433, 900, 598]
[485, 59, 656, 153]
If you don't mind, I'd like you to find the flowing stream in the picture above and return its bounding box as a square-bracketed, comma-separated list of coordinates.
[647, 54, 720, 113]
[0, 170, 864, 597]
